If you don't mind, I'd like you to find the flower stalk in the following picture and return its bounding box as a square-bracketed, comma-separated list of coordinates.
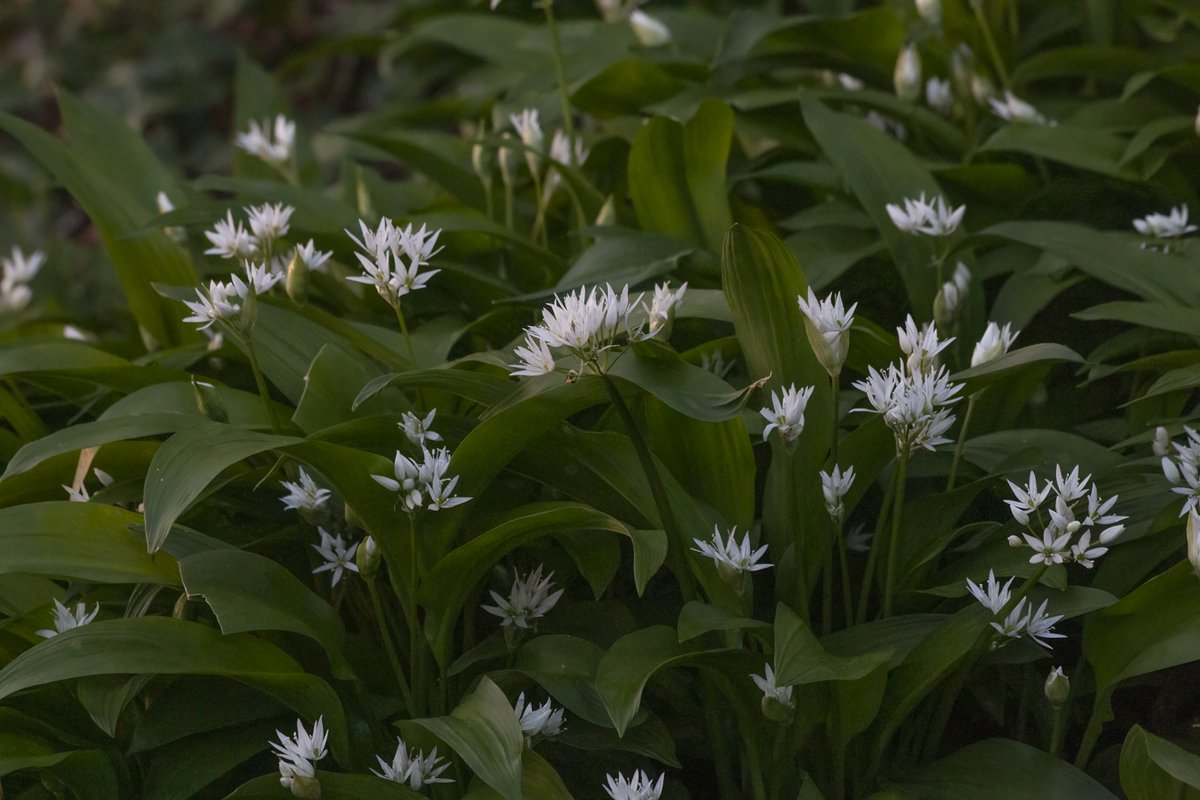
[882, 448, 911, 618]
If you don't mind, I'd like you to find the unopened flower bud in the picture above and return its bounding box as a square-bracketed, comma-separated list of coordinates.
[916, 0, 941, 25]
[933, 281, 960, 327]
[1044, 666, 1069, 709]
[1153, 426, 1171, 458]
[498, 133, 519, 190]
[1163, 456, 1181, 484]
[971, 73, 996, 106]
[355, 535, 381, 579]
[472, 127, 492, 186]
[950, 44, 976, 101]
[1006, 534, 1023, 547]
[894, 44, 922, 102]
[596, 195, 617, 226]
[629, 10, 671, 46]
[286, 251, 308, 306]
[192, 378, 228, 423]
[761, 693, 794, 724]
[238, 284, 259, 335]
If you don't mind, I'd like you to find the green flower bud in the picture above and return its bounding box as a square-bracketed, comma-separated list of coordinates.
[288, 774, 322, 799]
[192, 378, 229, 423]
[1044, 666, 1069, 710]
[894, 44, 922, 102]
[355, 535, 381, 579]
[286, 251, 308, 306]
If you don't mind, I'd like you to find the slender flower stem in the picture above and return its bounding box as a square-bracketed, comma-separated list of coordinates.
[1049, 706, 1067, 757]
[946, 392, 979, 491]
[602, 374, 695, 600]
[368, 580, 415, 715]
[970, 0, 1011, 90]
[540, 1, 577, 167]
[856, 468, 897, 625]
[1074, 698, 1107, 768]
[830, 373, 840, 465]
[830, 372, 853, 624]
[788, 450, 811, 621]
[882, 448, 911, 618]
[245, 338, 284, 434]
[406, 513, 424, 716]
[822, 547, 834, 636]
[394, 304, 417, 366]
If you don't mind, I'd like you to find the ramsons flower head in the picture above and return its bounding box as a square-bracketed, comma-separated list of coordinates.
[797, 288, 856, 377]
[36, 598, 100, 638]
[760, 384, 815, 444]
[482, 565, 564, 629]
[236, 114, 295, 167]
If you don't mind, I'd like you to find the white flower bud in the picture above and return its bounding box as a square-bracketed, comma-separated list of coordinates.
[355, 535, 381, 579]
[1163, 456, 1182, 485]
[971, 73, 996, 106]
[1153, 426, 1171, 458]
[934, 281, 960, 327]
[629, 10, 671, 46]
[1006, 534, 1023, 547]
[1044, 666, 1069, 709]
[894, 44, 923, 102]
[915, 0, 941, 24]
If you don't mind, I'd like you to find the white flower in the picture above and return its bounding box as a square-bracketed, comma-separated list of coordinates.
[245, 202, 294, 244]
[926, 77, 953, 113]
[989, 91, 1053, 125]
[2, 245, 45, 285]
[1054, 464, 1090, 502]
[510, 333, 557, 377]
[1024, 599, 1066, 649]
[965, 570, 1013, 614]
[760, 384, 815, 444]
[797, 288, 857, 377]
[644, 281, 686, 338]
[181, 279, 242, 330]
[372, 738, 453, 790]
[236, 114, 295, 166]
[691, 525, 772, 574]
[401, 409, 443, 446]
[1133, 205, 1197, 239]
[886, 193, 965, 237]
[893, 43, 922, 102]
[916, 0, 941, 24]
[846, 524, 872, 553]
[751, 663, 793, 707]
[270, 717, 326, 791]
[514, 692, 566, 740]
[971, 321, 1019, 367]
[243, 262, 283, 296]
[604, 770, 665, 800]
[992, 597, 1031, 640]
[312, 528, 359, 587]
[1070, 531, 1107, 569]
[36, 598, 100, 638]
[511, 108, 543, 174]
[543, 129, 590, 197]
[629, 9, 671, 46]
[897, 315, 953, 375]
[482, 565, 565, 629]
[345, 218, 442, 309]
[1004, 471, 1051, 526]
[820, 465, 856, 522]
[853, 362, 960, 454]
[1022, 527, 1073, 566]
[204, 211, 257, 260]
[294, 240, 332, 273]
[280, 467, 331, 512]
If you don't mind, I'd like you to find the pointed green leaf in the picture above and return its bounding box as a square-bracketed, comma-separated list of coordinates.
[1121, 725, 1200, 800]
[772, 604, 890, 686]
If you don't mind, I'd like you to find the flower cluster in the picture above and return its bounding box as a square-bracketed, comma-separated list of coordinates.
[691, 526, 772, 578]
[1003, 466, 1126, 568]
[63, 467, 114, 503]
[604, 770, 665, 800]
[372, 446, 470, 513]
[853, 317, 961, 454]
[886, 193, 965, 237]
[509, 282, 685, 377]
[820, 465, 856, 523]
[235, 114, 296, 167]
[270, 717, 327, 794]
[759, 384, 814, 445]
[934, 262, 970, 327]
[372, 738, 452, 790]
[401, 409, 443, 447]
[1158, 427, 1200, 515]
[513, 692, 566, 742]
[751, 663, 793, 708]
[989, 91, 1054, 126]
[0, 246, 44, 313]
[345, 217, 442, 310]
[971, 321, 1019, 367]
[967, 571, 1065, 649]
[180, 262, 281, 331]
[312, 528, 359, 587]
[1133, 205, 1196, 250]
[204, 203, 329, 280]
[482, 565, 564, 629]
[36, 598, 100, 638]
[279, 467, 332, 513]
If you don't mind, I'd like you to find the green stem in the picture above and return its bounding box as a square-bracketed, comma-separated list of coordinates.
[822, 548, 833, 636]
[394, 304, 417, 366]
[602, 374, 695, 600]
[830, 373, 840, 466]
[245, 339, 284, 434]
[856, 468, 897, 625]
[368, 581, 415, 715]
[407, 513, 424, 716]
[504, 180, 515, 232]
[970, 0, 1010, 90]
[540, 1, 577, 167]
[946, 393, 979, 491]
[1074, 697, 1107, 768]
[788, 451, 811, 621]
[1049, 706, 1066, 757]
[0, 380, 45, 440]
[882, 448, 911, 618]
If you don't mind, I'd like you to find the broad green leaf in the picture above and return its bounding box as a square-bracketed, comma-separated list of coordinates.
[980, 124, 1136, 179]
[226, 772, 424, 799]
[2, 412, 195, 480]
[1121, 725, 1200, 800]
[352, 366, 511, 411]
[0, 105, 195, 346]
[595, 625, 723, 736]
[1084, 562, 1200, 736]
[572, 59, 684, 118]
[677, 601, 770, 642]
[143, 421, 302, 553]
[801, 95, 941, 311]
[772, 604, 890, 687]
[180, 550, 355, 680]
[40, 750, 121, 800]
[962, 429, 1122, 476]
[0, 617, 350, 763]
[412, 677, 524, 800]
[131, 678, 284, 753]
[608, 345, 761, 423]
[514, 635, 611, 727]
[0, 502, 179, 585]
[951, 343, 1085, 389]
[1074, 301, 1200, 338]
[0, 342, 185, 392]
[883, 738, 1117, 799]
[628, 99, 733, 253]
[253, 303, 363, 405]
[338, 129, 485, 208]
[462, 750, 574, 800]
[1141, 364, 1200, 401]
[142, 720, 277, 800]
[292, 344, 385, 434]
